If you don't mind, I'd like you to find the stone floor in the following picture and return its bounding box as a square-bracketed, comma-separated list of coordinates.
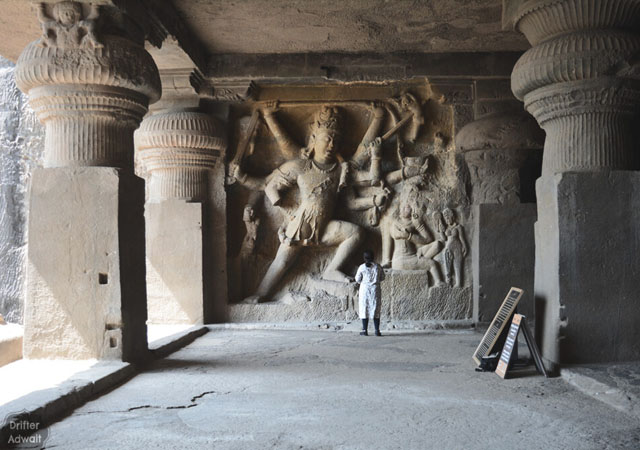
[39, 329, 640, 450]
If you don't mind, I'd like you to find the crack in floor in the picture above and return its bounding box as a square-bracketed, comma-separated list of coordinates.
[76, 390, 229, 415]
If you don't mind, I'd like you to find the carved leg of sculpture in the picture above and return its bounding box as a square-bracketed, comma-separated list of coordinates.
[417, 241, 442, 259]
[245, 242, 302, 303]
[443, 249, 453, 286]
[426, 261, 445, 287]
[320, 220, 365, 282]
[453, 258, 463, 288]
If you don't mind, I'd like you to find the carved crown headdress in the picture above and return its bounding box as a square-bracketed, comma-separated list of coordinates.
[310, 106, 341, 136]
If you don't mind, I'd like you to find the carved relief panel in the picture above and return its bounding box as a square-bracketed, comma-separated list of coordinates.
[225, 80, 472, 321]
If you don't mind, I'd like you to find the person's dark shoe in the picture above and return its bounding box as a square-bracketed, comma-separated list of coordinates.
[375, 331, 382, 336]
[360, 330, 368, 336]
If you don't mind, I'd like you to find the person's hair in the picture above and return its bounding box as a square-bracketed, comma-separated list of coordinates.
[363, 249, 374, 268]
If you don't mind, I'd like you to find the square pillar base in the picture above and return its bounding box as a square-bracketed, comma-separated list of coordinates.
[146, 200, 204, 325]
[25, 168, 148, 361]
[472, 203, 536, 324]
[535, 171, 640, 371]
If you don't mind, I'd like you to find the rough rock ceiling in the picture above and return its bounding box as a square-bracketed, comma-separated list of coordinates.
[0, 0, 528, 64]
[172, 0, 528, 54]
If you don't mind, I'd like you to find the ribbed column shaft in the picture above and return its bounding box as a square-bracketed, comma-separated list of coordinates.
[135, 109, 226, 202]
[149, 168, 209, 202]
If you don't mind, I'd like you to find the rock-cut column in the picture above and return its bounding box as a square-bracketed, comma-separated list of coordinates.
[457, 111, 543, 324]
[506, 0, 640, 371]
[135, 109, 225, 324]
[15, 2, 160, 361]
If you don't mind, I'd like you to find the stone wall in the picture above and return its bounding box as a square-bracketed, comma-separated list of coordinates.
[0, 56, 43, 324]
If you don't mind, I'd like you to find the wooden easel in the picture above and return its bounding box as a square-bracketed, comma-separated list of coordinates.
[495, 314, 547, 379]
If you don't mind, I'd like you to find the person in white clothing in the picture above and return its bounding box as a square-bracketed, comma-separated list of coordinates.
[355, 249, 386, 336]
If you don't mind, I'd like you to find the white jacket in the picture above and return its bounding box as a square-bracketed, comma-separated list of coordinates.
[355, 263, 385, 319]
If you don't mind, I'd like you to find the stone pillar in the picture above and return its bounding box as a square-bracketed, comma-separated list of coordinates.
[135, 109, 225, 324]
[15, 2, 160, 360]
[457, 111, 543, 323]
[506, 0, 640, 370]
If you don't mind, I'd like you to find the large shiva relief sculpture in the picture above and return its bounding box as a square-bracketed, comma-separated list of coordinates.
[227, 82, 471, 321]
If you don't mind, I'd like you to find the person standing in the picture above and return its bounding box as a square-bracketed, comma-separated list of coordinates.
[355, 250, 386, 336]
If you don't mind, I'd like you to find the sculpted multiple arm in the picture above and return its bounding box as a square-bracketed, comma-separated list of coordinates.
[262, 102, 301, 160]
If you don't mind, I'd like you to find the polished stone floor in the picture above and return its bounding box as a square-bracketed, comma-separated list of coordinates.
[41, 329, 640, 449]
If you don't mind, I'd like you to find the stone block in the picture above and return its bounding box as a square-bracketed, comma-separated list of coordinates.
[472, 203, 536, 323]
[24, 168, 147, 361]
[146, 200, 204, 325]
[534, 172, 640, 369]
[229, 295, 345, 323]
[383, 271, 472, 320]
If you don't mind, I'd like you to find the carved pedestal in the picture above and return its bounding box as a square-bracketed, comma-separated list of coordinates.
[25, 168, 147, 360]
[506, 0, 640, 369]
[136, 109, 225, 324]
[15, 3, 160, 361]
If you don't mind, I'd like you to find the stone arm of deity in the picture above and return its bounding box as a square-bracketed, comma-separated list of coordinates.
[261, 101, 301, 160]
[230, 163, 268, 191]
[343, 188, 388, 211]
[350, 102, 386, 169]
[410, 218, 433, 246]
[349, 158, 429, 187]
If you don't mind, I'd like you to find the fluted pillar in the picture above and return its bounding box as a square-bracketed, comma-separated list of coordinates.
[457, 111, 543, 323]
[511, 0, 640, 174]
[135, 109, 224, 201]
[135, 109, 225, 325]
[15, 2, 160, 361]
[506, 0, 640, 371]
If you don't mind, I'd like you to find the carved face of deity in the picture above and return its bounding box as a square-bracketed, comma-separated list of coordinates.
[443, 208, 455, 226]
[55, 2, 82, 27]
[311, 128, 337, 165]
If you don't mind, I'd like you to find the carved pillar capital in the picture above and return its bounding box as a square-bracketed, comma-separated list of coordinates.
[135, 109, 226, 202]
[457, 111, 544, 204]
[15, 2, 161, 169]
[510, 0, 640, 174]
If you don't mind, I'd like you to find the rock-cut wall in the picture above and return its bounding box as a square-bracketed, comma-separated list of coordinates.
[0, 56, 44, 324]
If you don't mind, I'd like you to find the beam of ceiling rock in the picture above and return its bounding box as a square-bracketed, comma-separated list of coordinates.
[0, 0, 528, 105]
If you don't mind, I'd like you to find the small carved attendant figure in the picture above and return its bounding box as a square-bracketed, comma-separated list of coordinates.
[37, 2, 102, 49]
[239, 205, 260, 261]
[439, 208, 467, 287]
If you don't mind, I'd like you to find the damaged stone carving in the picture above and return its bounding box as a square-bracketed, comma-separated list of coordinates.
[240, 204, 260, 261]
[230, 101, 430, 303]
[37, 2, 103, 49]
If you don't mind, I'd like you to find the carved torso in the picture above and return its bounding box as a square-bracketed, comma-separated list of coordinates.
[268, 158, 343, 244]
